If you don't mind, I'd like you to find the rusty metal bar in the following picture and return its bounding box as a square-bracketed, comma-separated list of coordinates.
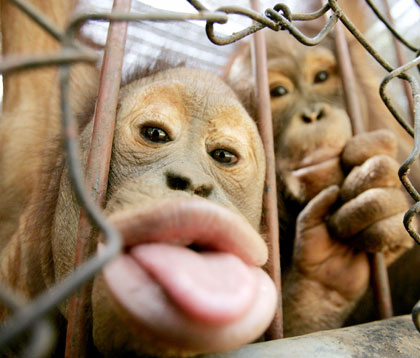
[335, 21, 393, 319]
[368, 252, 394, 318]
[380, 0, 415, 123]
[250, 0, 283, 341]
[334, 22, 364, 134]
[64, 0, 131, 357]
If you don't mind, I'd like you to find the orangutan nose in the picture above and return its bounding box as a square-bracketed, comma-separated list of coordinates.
[301, 105, 325, 123]
[166, 171, 213, 198]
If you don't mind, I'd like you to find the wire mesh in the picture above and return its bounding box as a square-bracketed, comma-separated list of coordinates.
[0, 0, 419, 356]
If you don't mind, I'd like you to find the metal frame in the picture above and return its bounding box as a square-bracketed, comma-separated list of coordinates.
[250, 0, 283, 340]
[64, 0, 131, 356]
[0, 0, 419, 356]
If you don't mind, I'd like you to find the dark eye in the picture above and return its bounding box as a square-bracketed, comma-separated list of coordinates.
[141, 126, 171, 143]
[210, 149, 238, 165]
[314, 71, 329, 84]
[270, 85, 288, 97]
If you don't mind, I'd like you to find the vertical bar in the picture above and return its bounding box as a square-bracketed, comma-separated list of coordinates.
[250, 0, 283, 340]
[335, 21, 393, 319]
[381, 0, 414, 123]
[64, 1, 131, 357]
[369, 252, 394, 318]
[334, 22, 364, 134]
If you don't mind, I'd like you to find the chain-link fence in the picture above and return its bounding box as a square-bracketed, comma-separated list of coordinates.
[0, 0, 419, 357]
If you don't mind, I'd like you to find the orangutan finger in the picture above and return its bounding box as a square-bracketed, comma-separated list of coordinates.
[328, 187, 408, 240]
[297, 185, 340, 233]
[340, 155, 400, 202]
[291, 157, 344, 203]
[341, 129, 397, 171]
[344, 212, 413, 254]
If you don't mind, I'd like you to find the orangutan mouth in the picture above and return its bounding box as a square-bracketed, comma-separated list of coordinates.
[101, 198, 277, 351]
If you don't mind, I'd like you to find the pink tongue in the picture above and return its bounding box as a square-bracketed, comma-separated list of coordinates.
[131, 243, 257, 324]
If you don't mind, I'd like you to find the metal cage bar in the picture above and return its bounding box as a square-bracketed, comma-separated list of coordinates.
[64, 1, 131, 357]
[250, 0, 283, 340]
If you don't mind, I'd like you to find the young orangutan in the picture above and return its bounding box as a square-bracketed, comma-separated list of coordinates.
[0, 0, 277, 356]
[227, 26, 416, 336]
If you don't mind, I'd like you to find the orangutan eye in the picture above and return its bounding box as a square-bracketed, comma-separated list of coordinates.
[270, 85, 288, 97]
[141, 126, 171, 143]
[210, 149, 238, 165]
[314, 71, 329, 84]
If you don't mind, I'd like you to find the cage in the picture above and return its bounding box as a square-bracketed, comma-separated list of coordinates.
[0, 0, 419, 357]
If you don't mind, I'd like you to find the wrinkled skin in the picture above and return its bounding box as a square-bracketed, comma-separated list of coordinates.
[227, 29, 415, 336]
[0, 1, 277, 357]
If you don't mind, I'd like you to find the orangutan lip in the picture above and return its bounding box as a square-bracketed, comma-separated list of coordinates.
[290, 147, 344, 172]
[292, 155, 339, 172]
[102, 198, 272, 326]
[107, 198, 268, 266]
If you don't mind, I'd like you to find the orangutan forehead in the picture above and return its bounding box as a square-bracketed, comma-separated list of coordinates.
[267, 56, 297, 76]
[138, 67, 237, 100]
[267, 44, 336, 78]
[121, 78, 248, 120]
[117, 79, 259, 150]
[303, 46, 336, 69]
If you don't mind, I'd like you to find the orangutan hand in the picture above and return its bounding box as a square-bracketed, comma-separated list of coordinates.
[293, 130, 413, 302]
